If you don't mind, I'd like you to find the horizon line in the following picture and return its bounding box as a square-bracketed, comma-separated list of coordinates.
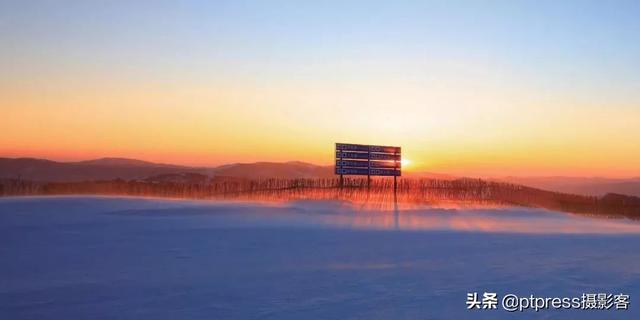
[1, 154, 638, 180]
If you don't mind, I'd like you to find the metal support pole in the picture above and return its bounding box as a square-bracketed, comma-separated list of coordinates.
[338, 143, 344, 189]
[367, 148, 371, 189]
[394, 148, 399, 193]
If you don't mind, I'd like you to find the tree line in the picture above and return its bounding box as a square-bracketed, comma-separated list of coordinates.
[1, 177, 639, 219]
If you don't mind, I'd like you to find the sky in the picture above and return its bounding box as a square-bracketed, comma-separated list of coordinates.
[1, 0, 639, 177]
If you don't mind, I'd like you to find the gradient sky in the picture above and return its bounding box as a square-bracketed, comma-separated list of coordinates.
[1, 0, 639, 177]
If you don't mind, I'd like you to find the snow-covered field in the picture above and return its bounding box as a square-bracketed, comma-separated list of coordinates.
[1, 196, 639, 319]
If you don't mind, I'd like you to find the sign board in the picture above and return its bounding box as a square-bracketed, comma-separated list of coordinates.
[335, 143, 401, 177]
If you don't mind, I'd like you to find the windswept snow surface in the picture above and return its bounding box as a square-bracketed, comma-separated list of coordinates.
[1, 196, 639, 319]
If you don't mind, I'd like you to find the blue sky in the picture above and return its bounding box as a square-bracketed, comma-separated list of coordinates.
[3, 0, 639, 88]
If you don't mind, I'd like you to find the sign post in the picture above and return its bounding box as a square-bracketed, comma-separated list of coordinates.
[335, 143, 401, 191]
[339, 149, 344, 188]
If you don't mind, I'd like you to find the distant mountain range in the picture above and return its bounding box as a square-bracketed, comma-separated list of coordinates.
[1, 157, 638, 197]
[0, 157, 333, 182]
[496, 176, 640, 198]
[0, 157, 198, 182]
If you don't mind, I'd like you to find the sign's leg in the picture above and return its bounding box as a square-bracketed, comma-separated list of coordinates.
[394, 175, 397, 193]
[339, 147, 344, 189]
[367, 149, 371, 189]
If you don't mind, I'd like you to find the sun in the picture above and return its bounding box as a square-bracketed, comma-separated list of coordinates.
[401, 159, 411, 167]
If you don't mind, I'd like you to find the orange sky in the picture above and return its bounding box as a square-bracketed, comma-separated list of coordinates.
[2, 74, 639, 178]
[2, 1, 640, 178]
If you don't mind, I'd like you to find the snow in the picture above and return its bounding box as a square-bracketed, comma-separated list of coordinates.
[1, 196, 639, 319]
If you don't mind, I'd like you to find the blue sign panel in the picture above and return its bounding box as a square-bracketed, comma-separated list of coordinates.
[336, 160, 369, 168]
[369, 145, 401, 153]
[369, 168, 401, 176]
[336, 143, 400, 154]
[336, 151, 369, 160]
[335, 143, 370, 152]
[370, 161, 400, 168]
[335, 167, 369, 175]
[369, 153, 401, 161]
